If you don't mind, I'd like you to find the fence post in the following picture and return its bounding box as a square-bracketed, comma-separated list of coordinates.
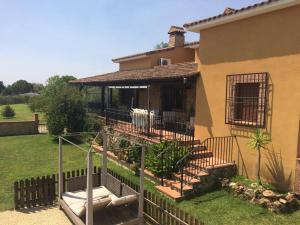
[101, 133, 108, 186]
[14, 182, 19, 210]
[86, 149, 93, 225]
[138, 145, 146, 219]
[58, 137, 63, 199]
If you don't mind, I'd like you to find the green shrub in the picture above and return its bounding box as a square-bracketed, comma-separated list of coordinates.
[127, 144, 142, 165]
[0, 95, 28, 105]
[145, 141, 188, 178]
[83, 115, 104, 132]
[1, 105, 15, 118]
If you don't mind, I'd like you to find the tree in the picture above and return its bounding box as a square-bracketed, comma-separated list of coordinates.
[154, 42, 169, 49]
[1, 105, 15, 118]
[248, 129, 271, 184]
[32, 83, 44, 93]
[38, 75, 86, 135]
[0, 81, 5, 94]
[2, 80, 33, 95]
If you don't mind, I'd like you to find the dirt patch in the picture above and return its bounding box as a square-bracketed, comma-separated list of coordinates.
[0, 205, 71, 225]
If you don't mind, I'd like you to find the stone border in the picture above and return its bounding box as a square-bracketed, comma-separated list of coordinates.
[221, 178, 300, 213]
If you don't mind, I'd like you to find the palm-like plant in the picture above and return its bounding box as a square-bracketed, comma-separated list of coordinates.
[248, 129, 271, 184]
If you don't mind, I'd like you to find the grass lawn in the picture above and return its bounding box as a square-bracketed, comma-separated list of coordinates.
[0, 104, 43, 121]
[0, 134, 299, 224]
[0, 134, 155, 211]
[177, 190, 300, 225]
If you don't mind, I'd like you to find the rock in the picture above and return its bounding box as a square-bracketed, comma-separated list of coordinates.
[244, 188, 255, 200]
[229, 182, 236, 187]
[279, 198, 287, 204]
[221, 178, 230, 188]
[250, 182, 259, 188]
[271, 201, 283, 213]
[286, 198, 299, 209]
[258, 198, 270, 207]
[276, 194, 285, 199]
[263, 190, 276, 198]
[236, 185, 245, 194]
[286, 192, 296, 201]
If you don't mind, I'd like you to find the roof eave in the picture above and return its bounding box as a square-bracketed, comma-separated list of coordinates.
[70, 73, 199, 86]
[185, 0, 300, 33]
[112, 54, 148, 63]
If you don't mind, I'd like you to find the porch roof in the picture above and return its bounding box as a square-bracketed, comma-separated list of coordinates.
[70, 62, 199, 86]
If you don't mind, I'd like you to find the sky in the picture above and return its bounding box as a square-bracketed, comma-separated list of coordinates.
[0, 0, 262, 85]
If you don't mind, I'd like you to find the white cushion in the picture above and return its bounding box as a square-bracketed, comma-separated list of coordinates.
[85, 196, 111, 210]
[62, 191, 86, 217]
[62, 186, 118, 217]
[108, 194, 138, 207]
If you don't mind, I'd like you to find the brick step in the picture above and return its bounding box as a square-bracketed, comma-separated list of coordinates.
[183, 167, 209, 178]
[155, 185, 183, 201]
[162, 179, 193, 193]
[205, 162, 235, 170]
[190, 151, 213, 159]
[173, 173, 201, 185]
[188, 156, 231, 167]
[191, 145, 207, 152]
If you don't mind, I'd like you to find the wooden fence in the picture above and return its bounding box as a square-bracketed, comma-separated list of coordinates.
[14, 167, 203, 225]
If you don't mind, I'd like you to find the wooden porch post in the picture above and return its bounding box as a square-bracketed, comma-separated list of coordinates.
[101, 87, 105, 116]
[147, 85, 150, 137]
[101, 133, 108, 186]
[138, 145, 146, 219]
[86, 149, 93, 225]
[58, 137, 63, 199]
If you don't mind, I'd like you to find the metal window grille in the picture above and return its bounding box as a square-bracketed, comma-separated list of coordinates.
[225, 73, 268, 128]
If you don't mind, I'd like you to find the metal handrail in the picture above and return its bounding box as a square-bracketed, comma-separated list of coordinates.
[175, 135, 236, 196]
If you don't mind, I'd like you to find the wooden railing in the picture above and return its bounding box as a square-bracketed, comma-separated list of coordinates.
[14, 167, 204, 225]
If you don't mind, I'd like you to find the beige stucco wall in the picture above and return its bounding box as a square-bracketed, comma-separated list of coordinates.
[195, 5, 300, 189]
[119, 47, 195, 71]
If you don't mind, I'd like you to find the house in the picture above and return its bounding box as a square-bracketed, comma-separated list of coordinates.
[71, 0, 300, 197]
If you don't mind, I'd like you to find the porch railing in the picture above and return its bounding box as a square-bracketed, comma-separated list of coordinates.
[104, 108, 194, 142]
[176, 136, 235, 196]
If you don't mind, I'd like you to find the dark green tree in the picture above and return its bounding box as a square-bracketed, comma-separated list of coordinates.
[0, 81, 5, 94]
[2, 80, 33, 95]
[1, 105, 15, 118]
[154, 42, 169, 49]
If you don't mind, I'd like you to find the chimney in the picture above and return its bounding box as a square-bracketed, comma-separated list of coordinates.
[223, 7, 236, 15]
[168, 26, 186, 47]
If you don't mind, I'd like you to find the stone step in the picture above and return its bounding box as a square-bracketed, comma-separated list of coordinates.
[155, 185, 183, 201]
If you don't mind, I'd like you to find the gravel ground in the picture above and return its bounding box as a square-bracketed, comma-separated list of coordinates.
[0, 205, 72, 225]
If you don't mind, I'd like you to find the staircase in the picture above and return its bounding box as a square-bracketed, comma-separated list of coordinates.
[155, 136, 236, 201]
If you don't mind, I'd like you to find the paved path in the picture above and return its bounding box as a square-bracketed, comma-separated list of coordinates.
[0, 205, 72, 225]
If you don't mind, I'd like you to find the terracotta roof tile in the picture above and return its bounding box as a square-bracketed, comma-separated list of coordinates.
[70, 62, 199, 85]
[184, 0, 282, 28]
[112, 41, 198, 62]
